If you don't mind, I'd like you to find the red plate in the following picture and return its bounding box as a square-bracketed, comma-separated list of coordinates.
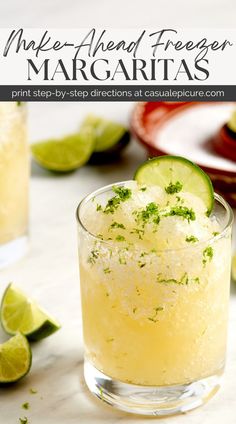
[131, 102, 236, 207]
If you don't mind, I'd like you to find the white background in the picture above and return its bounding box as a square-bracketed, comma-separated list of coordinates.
[0, 2, 236, 424]
[1, 0, 236, 29]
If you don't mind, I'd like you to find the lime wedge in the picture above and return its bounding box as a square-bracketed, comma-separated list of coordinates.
[1, 284, 61, 341]
[81, 115, 129, 152]
[0, 333, 32, 383]
[232, 253, 236, 281]
[227, 110, 236, 133]
[134, 156, 214, 215]
[31, 127, 94, 172]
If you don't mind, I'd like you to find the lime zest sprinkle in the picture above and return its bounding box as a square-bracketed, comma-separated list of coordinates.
[157, 273, 199, 285]
[203, 246, 214, 265]
[103, 196, 120, 214]
[96, 204, 102, 212]
[116, 235, 126, 242]
[110, 222, 126, 230]
[134, 202, 160, 227]
[165, 181, 183, 194]
[213, 231, 219, 236]
[133, 307, 137, 313]
[148, 306, 164, 323]
[193, 277, 200, 284]
[19, 418, 28, 424]
[22, 403, 29, 410]
[165, 206, 196, 222]
[185, 235, 199, 243]
[180, 273, 188, 285]
[176, 195, 184, 204]
[102, 186, 132, 214]
[30, 388, 37, 394]
[140, 186, 147, 191]
[130, 228, 144, 240]
[106, 337, 114, 342]
[112, 186, 132, 200]
[103, 267, 111, 274]
[87, 249, 99, 264]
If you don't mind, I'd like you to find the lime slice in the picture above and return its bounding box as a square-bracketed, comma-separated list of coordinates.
[0, 333, 32, 383]
[134, 156, 214, 215]
[232, 253, 236, 281]
[31, 127, 94, 172]
[81, 115, 129, 152]
[1, 284, 61, 341]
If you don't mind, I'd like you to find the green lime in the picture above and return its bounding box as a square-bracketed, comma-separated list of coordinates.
[1, 284, 61, 341]
[81, 115, 130, 162]
[232, 253, 236, 281]
[134, 156, 214, 215]
[0, 333, 32, 383]
[227, 110, 236, 133]
[31, 127, 94, 172]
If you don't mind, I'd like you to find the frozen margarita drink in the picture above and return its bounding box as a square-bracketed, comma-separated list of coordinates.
[77, 156, 233, 415]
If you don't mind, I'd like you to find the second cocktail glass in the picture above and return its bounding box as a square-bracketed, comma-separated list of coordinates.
[0, 102, 29, 267]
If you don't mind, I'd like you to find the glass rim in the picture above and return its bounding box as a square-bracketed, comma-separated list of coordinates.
[76, 180, 234, 253]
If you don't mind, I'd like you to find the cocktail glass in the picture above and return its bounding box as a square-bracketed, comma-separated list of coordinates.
[77, 182, 233, 416]
[0, 102, 29, 268]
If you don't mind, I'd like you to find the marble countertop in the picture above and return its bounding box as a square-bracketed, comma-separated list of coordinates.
[0, 101, 235, 424]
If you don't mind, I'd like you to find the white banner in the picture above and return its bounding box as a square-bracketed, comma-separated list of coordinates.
[0, 28, 235, 85]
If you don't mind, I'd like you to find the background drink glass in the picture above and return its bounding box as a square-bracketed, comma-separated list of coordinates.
[0, 102, 29, 268]
[77, 183, 233, 416]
